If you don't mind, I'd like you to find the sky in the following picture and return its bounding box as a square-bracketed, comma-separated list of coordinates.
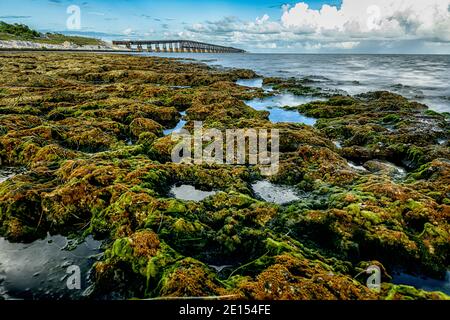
[1, 0, 450, 53]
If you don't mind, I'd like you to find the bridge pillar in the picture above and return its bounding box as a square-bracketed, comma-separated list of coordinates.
[113, 40, 244, 54]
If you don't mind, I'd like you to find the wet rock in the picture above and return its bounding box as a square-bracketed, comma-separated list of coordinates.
[169, 184, 217, 202]
[363, 160, 406, 178]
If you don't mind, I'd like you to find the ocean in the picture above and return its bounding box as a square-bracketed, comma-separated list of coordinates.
[139, 53, 450, 113]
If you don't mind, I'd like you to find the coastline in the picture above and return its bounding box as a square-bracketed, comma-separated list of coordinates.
[0, 39, 129, 52]
[0, 51, 449, 300]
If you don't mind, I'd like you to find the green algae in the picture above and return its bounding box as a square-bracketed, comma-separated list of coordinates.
[0, 52, 448, 300]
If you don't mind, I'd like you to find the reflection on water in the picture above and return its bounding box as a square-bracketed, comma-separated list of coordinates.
[0, 235, 102, 300]
[169, 184, 216, 202]
[364, 160, 406, 178]
[236, 78, 274, 93]
[245, 93, 318, 125]
[251, 180, 302, 205]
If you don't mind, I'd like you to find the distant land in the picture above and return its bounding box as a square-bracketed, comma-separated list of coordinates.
[0, 21, 121, 51]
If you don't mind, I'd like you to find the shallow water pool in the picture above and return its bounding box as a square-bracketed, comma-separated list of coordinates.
[163, 111, 187, 136]
[392, 271, 450, 295]
[0, 167, 22, 184]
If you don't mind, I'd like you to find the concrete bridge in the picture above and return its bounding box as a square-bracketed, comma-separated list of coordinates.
[112, 40, 245, 53]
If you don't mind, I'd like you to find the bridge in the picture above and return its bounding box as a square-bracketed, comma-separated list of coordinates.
[112, 40, 245, 53]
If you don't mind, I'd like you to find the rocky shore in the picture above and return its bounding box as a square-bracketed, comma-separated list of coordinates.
[0, 52, 449, 300]
[0, 40, 124, 51]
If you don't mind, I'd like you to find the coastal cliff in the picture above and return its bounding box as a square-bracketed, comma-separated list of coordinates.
[0, 52, 449, 300]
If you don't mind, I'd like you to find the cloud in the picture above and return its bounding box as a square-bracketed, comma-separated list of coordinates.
[0, 16, 32, 19]
[181, 0, 450, 52]
[303, 41, 360, 50]
[122, 28, 135, 36]
[281, 0, 450, 42]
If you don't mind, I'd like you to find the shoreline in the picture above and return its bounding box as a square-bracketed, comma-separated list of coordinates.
[0, 48, 133, 53]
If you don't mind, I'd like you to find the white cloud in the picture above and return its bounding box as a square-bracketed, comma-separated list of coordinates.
[329, 41, 360, 49]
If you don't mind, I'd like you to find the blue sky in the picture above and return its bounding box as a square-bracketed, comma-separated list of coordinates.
[1, 0, 449, 53]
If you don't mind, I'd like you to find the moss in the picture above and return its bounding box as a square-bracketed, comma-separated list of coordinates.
[1, 52, 449, 300]
[234, 253, 377, 300]
[407, 146, 426, 167]
[165, 199, 187, 214]
[381, 114, 401, 124]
